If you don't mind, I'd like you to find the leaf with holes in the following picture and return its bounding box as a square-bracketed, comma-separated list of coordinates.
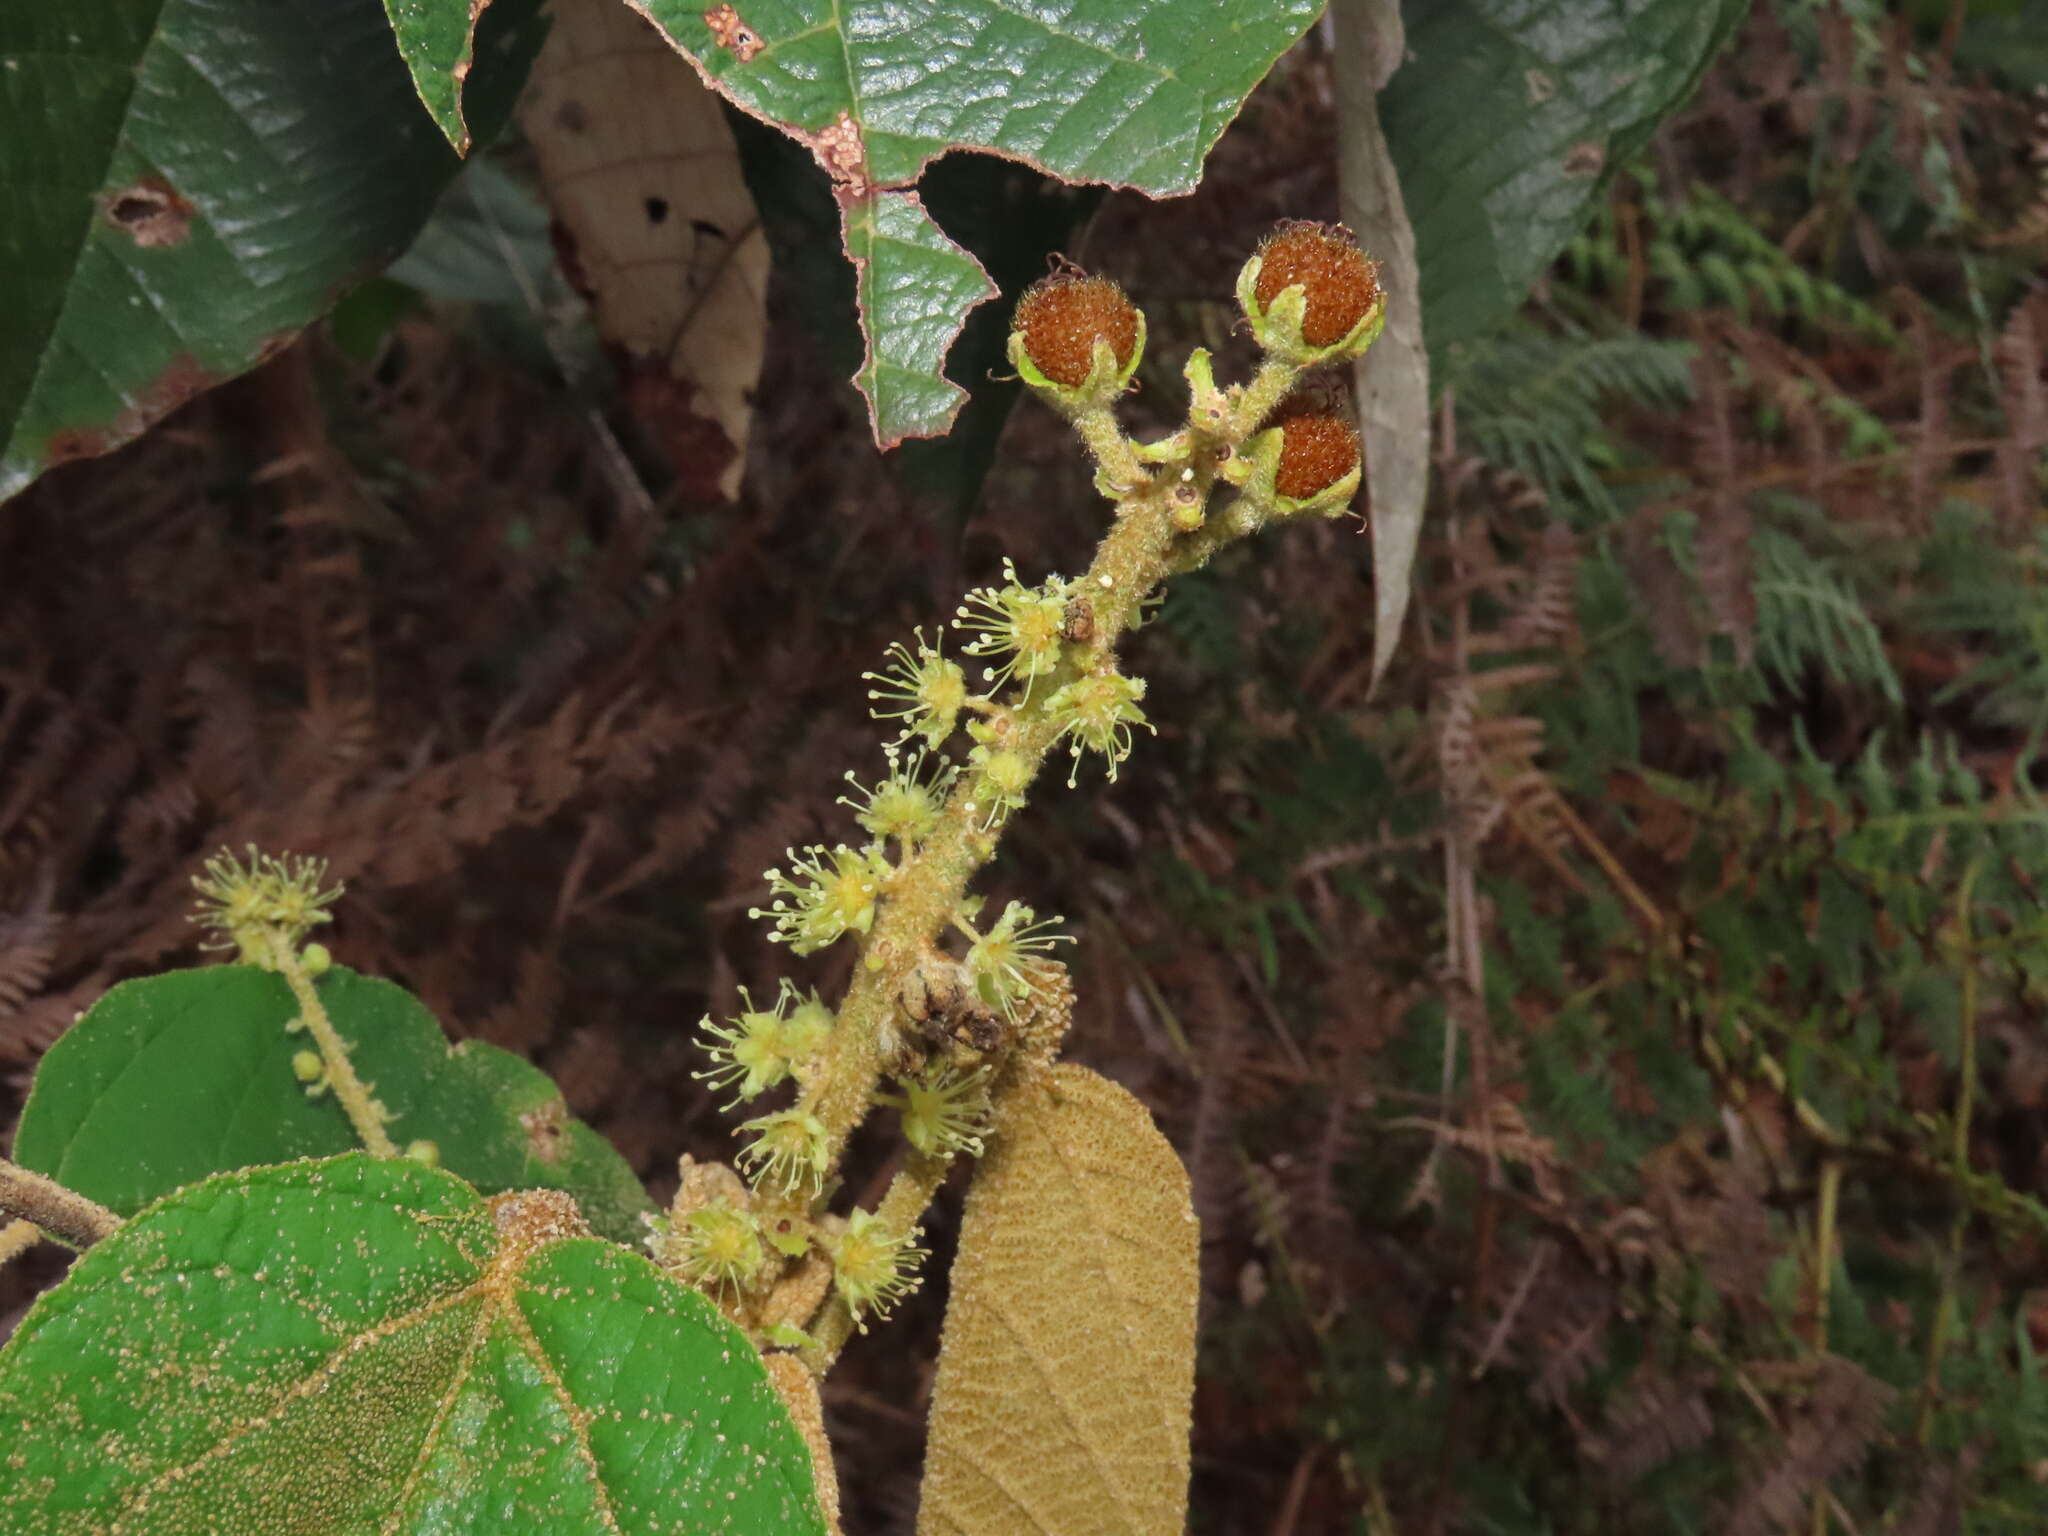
[0, 1155, 827, 1534]
[1381, 0, 1747, 355]
[521, 0, 770, 497]
[0, 0, 541, 503]
[12, 965, 655, 1245]
[624, 0, 1321, 447]
[919, 1064, 1200, 1535]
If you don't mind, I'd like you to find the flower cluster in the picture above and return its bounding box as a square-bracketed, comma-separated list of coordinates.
[695, 980, 834, 1107]
[864, 630, 967, 749]
[750, 844, 888, 954]
[736, 1108, 831, 1196]
[955, 559, 1071, 697]
[1046, 670, 1151, 785]
[962, 901, 1070, 1020]
[190, 846, 341, 964]
[881, 1062, 993, 1159]
[841, 747, 953, 852]
[828, 1208, 928, 1329]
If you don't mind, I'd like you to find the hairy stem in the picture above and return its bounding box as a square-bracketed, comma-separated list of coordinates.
[0, 1158, 119, 1249]
[270, 932, 397, 1158]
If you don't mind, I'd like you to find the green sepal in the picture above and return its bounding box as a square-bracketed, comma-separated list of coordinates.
[1235, 255, 1389, 368]
[1006, 316, 1147, 416]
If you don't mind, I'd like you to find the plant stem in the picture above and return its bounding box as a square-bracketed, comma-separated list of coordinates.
[0, 1158, 119, 1248]
[269, 932, 398, 1158]
[787, 469, 1191, 1196]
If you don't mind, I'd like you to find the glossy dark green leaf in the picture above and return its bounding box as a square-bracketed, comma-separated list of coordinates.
[1382, 0, 1749, 355]
[0, 1155, 826, 1534]
[0, 0, 540, 502]
[628, 0, 1318, 446]
[13, 965, 654, 1244]
[844, 191, 998, 448]
[382, 0, 499, 151]
[631, 0, 1319, 194]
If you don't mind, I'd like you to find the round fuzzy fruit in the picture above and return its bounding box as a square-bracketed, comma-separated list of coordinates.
[1013, 274, 1141, 389]
[1272, 413, 1362, 501]
[1253, 223, 1380, 348]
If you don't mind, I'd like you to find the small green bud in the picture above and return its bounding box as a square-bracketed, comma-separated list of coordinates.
[291, 1049, 324, 1084]
[300, 941, 333, 977]
[763, 1322, 817, 1351]
[966, 745, 1035, 830]
[403, 1139, 440, 1167]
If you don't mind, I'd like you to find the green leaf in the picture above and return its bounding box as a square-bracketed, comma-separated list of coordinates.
[631, 0, 1319, 194]
[627, 0, 1319, 445]
[13, 965, 654, 1245]
[0, 0, 541, 503]
[381, 0, 499, 152]
[1382, 0, 1748, 355]
[0, 1155, 827, 1534]
[844, 191, 998, 448]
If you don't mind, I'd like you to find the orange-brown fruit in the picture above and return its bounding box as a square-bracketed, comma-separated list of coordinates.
[1014, 274, 1140, 388]
[1272, 413, 1361, 500]
[1253, 223, 1380, 347]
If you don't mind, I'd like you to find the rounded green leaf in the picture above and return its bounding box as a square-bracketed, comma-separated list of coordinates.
[0, 0, 541, 502]
[12, 965, 654, 1245]
[0, 1155, 827, 1534]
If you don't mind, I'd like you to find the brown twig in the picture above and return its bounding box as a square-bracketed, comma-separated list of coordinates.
[0, 1158, 119, 1249]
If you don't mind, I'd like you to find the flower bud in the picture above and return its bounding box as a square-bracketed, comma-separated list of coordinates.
[1238, 223, 1384, 364]
[1272, 412, 1362, 502]
[1009, 273, 1145, 407]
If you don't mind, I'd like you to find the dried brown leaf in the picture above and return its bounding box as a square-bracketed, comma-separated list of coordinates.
[522, 0, 768, 499]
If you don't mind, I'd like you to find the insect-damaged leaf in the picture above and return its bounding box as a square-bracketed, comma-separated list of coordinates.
[919, 1064, 1199, 1536]
[0, 1155, 827, 1534]
[12, 964, 654, 1245]
[622, 0, 1321, 449]
[0, 0, 542, 503]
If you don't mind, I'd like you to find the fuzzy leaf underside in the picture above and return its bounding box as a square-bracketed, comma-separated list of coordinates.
[12, 964, 654, 1244]
[625, 0, 1319, 448]
[0, 0, 538, 503]
[918, 1063, 1200, 1536]
[1382, 0, 1750, 356]
[0, 1156, 826, 1534]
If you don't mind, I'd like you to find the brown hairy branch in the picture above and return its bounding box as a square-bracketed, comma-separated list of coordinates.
[0, 1158, 118, 1248]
